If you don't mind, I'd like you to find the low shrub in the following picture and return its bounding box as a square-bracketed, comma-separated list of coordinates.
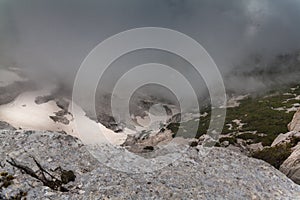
[251, 143, 292, 169]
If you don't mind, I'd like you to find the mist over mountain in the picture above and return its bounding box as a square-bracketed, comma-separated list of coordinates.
[0, 0, 300, 98]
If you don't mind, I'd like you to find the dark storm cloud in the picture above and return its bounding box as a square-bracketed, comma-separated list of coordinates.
[0, 0, 300, 94]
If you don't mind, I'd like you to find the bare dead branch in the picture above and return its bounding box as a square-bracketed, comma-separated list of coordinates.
[6, 157, 70, 192]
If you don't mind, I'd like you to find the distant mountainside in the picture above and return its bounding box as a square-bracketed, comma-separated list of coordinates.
[1, 60, 300, 198]
[227, 52, 300, 91]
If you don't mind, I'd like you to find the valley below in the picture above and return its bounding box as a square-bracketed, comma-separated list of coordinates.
[1, 66, 300, 199]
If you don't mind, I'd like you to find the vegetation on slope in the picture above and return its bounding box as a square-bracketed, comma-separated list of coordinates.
[170, 84, 300, 147]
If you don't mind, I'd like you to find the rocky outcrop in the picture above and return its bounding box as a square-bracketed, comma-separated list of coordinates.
[278, 109, 300, 184]
[122, 129, 175, 153]
[0, 130, 300, 199]
[280, 144, 300, 184]
[272, 131, 300, 147]
[0, 81, 35, 105]
[288, 109, 300, 132]
[0, 121, 16, 131]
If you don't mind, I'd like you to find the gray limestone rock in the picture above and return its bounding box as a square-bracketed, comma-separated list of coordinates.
[0, 130, 299, 199]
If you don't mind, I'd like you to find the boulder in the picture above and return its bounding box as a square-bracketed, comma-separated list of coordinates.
[277, 109, 300, 184]
[272, 131, 300, 147]
[288, 109, 300, 132]
[0, 130, 300, 199]
[280, 143, 300, 184]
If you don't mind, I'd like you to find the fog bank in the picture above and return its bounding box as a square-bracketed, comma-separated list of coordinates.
[1, 0, 300, 96]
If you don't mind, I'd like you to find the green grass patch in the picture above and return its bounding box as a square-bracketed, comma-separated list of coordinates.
[168, 84, 300, 146]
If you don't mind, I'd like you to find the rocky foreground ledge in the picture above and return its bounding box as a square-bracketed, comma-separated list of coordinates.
[0, 130, 300, 199]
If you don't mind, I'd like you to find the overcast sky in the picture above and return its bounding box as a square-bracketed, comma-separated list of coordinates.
[1, 0, 300, 94]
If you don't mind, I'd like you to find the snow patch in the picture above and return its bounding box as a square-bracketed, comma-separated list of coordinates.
[0, 89, 127, 145]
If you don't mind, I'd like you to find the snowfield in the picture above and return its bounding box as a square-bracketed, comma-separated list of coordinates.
[0, 88, 127, 145]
